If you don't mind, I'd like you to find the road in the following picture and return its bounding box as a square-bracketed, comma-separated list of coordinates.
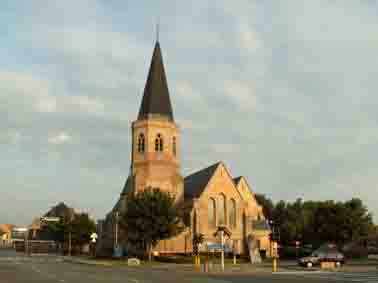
[1, 249, 377, 283]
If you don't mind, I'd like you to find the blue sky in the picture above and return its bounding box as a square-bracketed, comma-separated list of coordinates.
[1, 0, 377, 225]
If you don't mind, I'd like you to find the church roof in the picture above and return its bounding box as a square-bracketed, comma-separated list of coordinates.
[233, 176, 242, 185]
[184, 162, 221, 199]
[44, 202, 74, 218]
[120, 174, 134, 196]
[138, 41, 174, 121]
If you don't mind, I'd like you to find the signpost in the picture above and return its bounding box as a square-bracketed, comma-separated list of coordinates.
[90, 232, 98, 243]
[90, 232, 98, 257]
[213, 226, 232, 272]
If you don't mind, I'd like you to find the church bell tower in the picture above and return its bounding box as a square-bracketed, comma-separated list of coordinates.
[122, 41, 183, 203]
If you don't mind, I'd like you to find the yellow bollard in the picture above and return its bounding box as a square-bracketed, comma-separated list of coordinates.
[273, 257, 277, 272]
[233, 255, 236, 265]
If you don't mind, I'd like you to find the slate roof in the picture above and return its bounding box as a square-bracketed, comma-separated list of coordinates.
[121, 174, 134, 195]
[233, 176, 242, 186]
[138, 41, 174, 121]
[44, 202, 74, 218]
[184, 162, 221, 199]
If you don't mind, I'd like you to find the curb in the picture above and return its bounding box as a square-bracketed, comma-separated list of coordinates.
[62, 257, 113, 266]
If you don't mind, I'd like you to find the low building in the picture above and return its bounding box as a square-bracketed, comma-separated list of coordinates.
[0, 224, 14, 247]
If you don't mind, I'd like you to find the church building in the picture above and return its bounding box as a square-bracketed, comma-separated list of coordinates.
[98, 40, 271, 257]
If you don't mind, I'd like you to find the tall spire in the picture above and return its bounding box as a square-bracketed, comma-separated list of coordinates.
[137, 41, 174, 121]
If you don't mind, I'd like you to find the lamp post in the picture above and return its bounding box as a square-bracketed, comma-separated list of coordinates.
[220, 230, 225, 272]
[114, 211, 119, 248]
[269, 219, 279, 272]
[68, 213, 74, 257]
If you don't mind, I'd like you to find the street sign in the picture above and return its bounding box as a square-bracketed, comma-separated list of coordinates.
[90, 232, 98, 243]
[207, 244, 224, 251]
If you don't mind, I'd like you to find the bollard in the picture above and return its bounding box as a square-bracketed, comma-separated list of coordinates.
[203, 260, 208, 272]
[233, 254, 237, 265]
[273, 257, 277, 272]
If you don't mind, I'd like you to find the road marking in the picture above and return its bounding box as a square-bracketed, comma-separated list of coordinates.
[277, 270, 378, 283]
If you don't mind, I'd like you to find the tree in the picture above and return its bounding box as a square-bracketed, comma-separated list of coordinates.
[71, 213, 96, 247]
[192, 233, 204, 266]
[255, 194, 274, 220]
[257, 195, 375, 249]
[192, 233, 204, 255]
[47, 212, 96, 254]
[119, 187, 184, 261]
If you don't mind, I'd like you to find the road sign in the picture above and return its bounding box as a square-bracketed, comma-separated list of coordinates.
[207, 244, 224, 251]
[90, 232, 98, 243]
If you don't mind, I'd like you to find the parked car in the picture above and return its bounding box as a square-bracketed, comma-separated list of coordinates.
[298, 245, 345, 267]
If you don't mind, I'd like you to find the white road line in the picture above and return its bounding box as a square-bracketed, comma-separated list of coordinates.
[279, 271, 378, 283]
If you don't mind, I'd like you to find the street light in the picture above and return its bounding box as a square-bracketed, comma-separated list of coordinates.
[114, 211, 119, 249]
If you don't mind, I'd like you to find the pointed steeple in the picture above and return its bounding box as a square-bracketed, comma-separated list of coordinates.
[138, 41, 174, 121]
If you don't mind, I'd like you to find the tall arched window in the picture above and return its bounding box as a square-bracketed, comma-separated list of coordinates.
[137, 133, 145, 153]
[229, 199, 236, 228]
[218, 194, 226, 226]
[172, 136, 176, 156]
[208, 198, 216, 228]
[155, 134, 163, 152]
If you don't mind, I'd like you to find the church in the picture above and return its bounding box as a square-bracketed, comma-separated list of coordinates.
[98, 40, 271, 257]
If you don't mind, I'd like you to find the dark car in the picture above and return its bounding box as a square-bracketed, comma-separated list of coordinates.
[298, 245, 345, 267]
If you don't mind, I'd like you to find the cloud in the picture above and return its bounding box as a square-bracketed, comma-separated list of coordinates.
[1, 0, 378, 225]
[48, 132, 71, 145]
[221, 80, 257, 110]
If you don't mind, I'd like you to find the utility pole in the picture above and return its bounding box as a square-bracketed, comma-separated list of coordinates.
[220, 230, 224, 272]
[68, 229, 72, 256]
[115, 211, 119, 248]
[68, 213, 74, 257]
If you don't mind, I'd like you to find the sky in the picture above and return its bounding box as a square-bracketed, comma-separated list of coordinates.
[1, 0, 377, 225]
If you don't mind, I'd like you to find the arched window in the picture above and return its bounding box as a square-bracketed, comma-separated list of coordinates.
[155, 134, 163, 152]
[208, 198, 216, 228]
[137, 133, 145, 153]
[172, 136, 176, 156]
[229, 199, 236, 228]
[218, 194, 226, 226]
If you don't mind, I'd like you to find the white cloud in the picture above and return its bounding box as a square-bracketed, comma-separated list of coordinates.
[237, 22, 262, 54]
[48, 132, 71, 145]
[222, 80, 257, 110]
[35, 97, 57, 113]
[176, 81, 203, 103]
[0, 71, 50, 98]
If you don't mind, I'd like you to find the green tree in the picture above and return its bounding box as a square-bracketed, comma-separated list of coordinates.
[255, 194, 274, 220]
[260, 196, 375, 248]
[71, 213, 96, 247]
[47, 212, 96, 254]
[120, 187, 184, 261]
[192, 233, 204, 256]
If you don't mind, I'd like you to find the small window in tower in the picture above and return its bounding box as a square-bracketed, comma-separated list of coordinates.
[173, 136, 176, 156]
[155, 134, 163, 152]
[138, 133, 145, 153]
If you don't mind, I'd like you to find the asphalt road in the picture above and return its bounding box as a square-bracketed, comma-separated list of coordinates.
[1, 249, 377, 283]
